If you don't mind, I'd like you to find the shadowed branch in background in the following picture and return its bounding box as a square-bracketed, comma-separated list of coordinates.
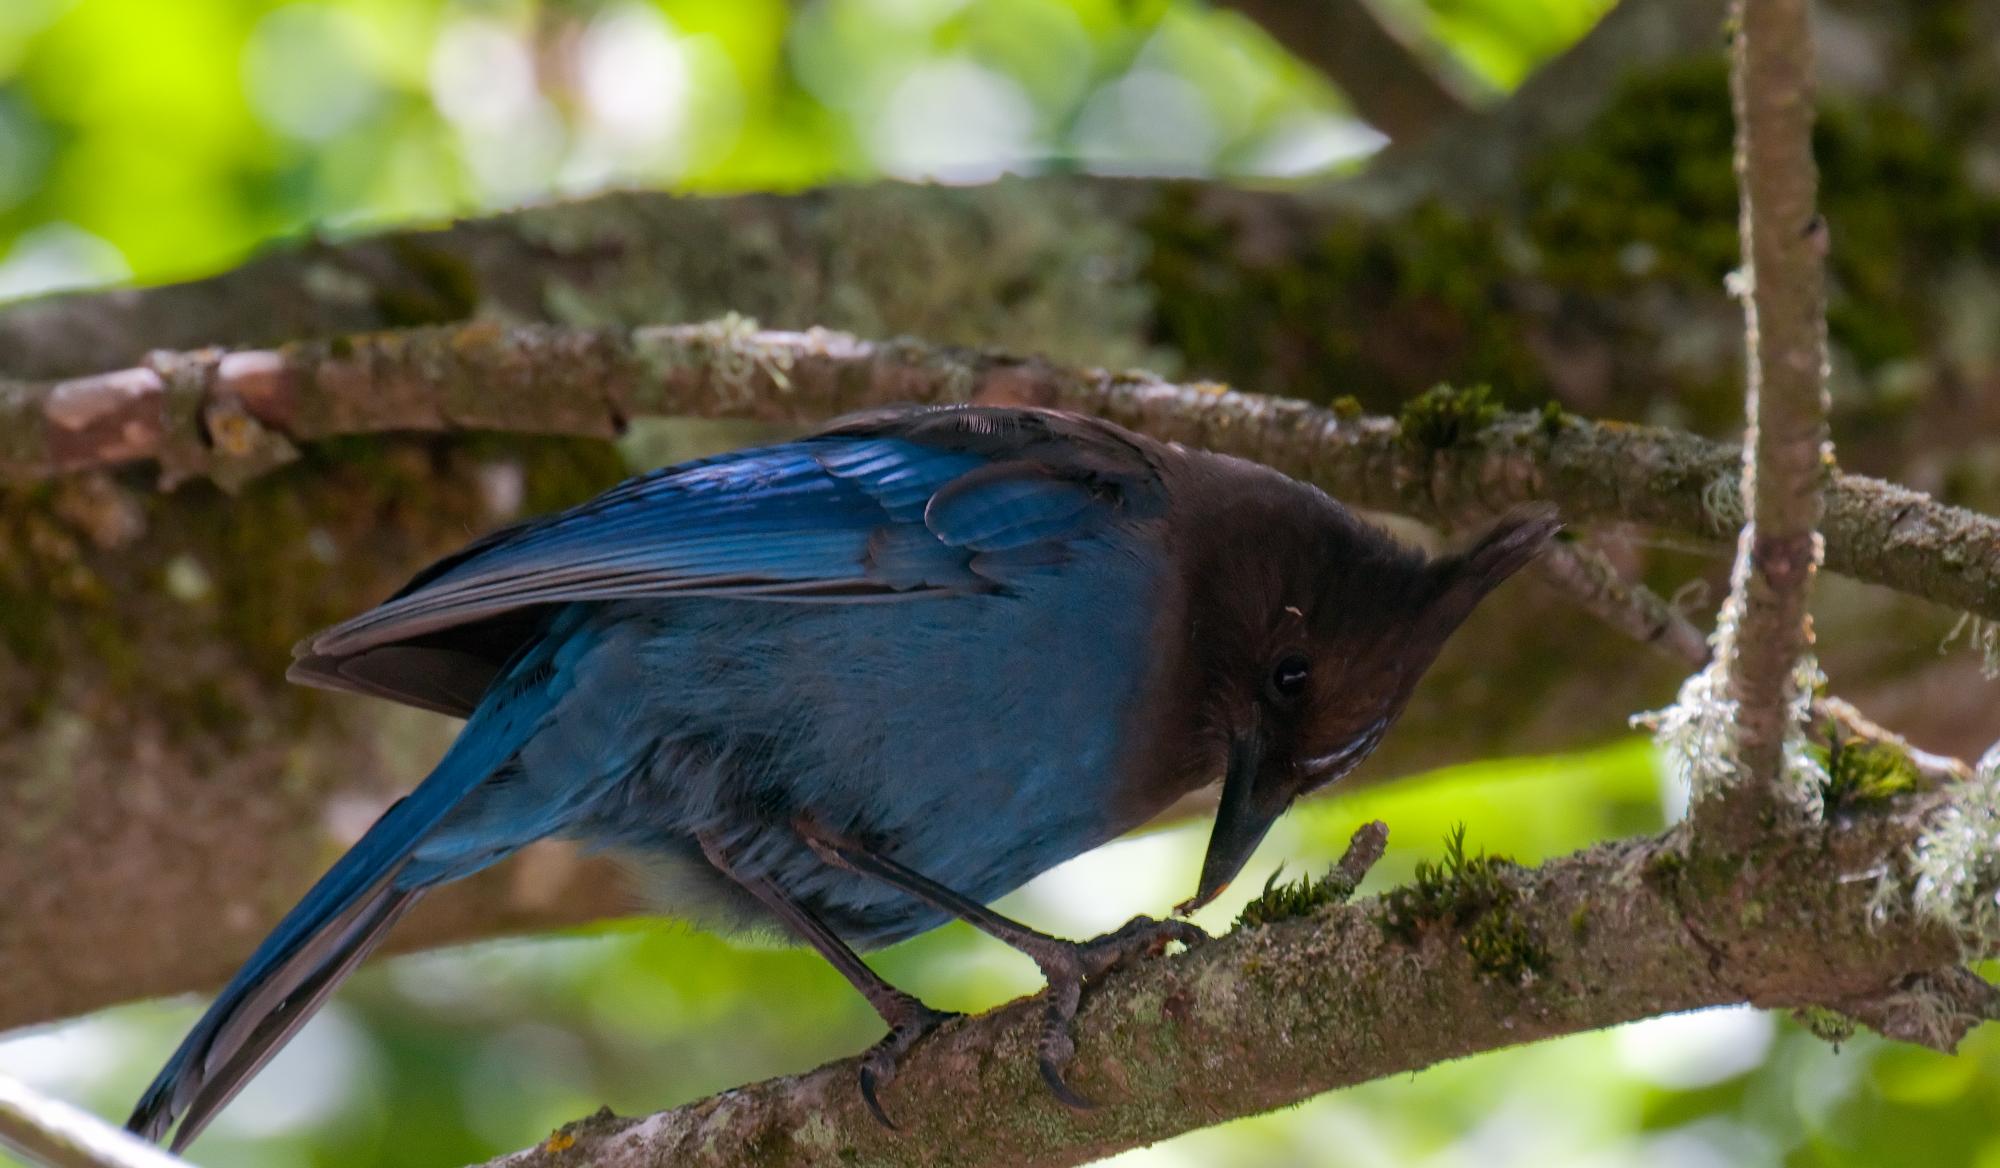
[1210, 0, 1471, 142]
[0, 0, 1734, 387]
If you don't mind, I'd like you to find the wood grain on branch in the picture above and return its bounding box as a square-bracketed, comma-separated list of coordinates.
[1706, 0, 1832, 837]
[1214, 0, 1471, 141]
[471, 799, 1989, 1168]
[3, 322, 1990, 621]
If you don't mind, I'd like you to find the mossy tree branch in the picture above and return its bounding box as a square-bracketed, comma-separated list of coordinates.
[4, 322, 1991, 622]
[474, 796, 1993, 1168]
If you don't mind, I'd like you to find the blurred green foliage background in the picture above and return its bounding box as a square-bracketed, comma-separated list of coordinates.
[5, 1, 2000, 1166]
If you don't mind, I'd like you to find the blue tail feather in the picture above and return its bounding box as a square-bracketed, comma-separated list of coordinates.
[126, 630, 573, 1150]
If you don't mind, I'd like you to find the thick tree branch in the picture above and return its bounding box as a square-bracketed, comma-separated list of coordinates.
[0, 182, 1166, 384]
[1214, 0, 1471, 142]
[1700, 0, 1831, 838]
[3, 322, 1990, 622]
[0, 1074, 190, 1168]
[473, 797, 1989, 1168]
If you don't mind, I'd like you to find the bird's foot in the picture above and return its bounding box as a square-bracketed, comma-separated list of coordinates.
[1025, 915, 1209, 1109]
[857, 997, 961, 1129]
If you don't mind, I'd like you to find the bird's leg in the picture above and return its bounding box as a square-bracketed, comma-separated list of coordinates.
[697, 832, 958, 1128]
[795, 821, 1206, 1109]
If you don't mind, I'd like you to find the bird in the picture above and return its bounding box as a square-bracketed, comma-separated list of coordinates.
[126, 403, 1557, 1149]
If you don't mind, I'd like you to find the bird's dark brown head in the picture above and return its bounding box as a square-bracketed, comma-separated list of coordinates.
[1165, 456, 1559, 913]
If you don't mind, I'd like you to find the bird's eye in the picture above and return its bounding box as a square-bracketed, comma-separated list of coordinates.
[1267, 654, 1311, 702]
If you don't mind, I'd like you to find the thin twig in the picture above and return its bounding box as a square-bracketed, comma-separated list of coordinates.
[1816, 697, 1973, 784]
[0, 1076, 191, 1168]
[1709, 0, 1832, 833]
[1534, 539, 1710, 665]
[1531, 538, 1967, 781]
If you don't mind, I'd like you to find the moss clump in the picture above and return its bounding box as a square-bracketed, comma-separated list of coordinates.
[1815, 732, 1925, 809]
[1398, 383, 1503, 451]
[1237, 864, 1363, 929]
[1379, 825, 1549, 984]
[1524, 61, 1741, 294]
[1141, 185, 1544, 414]
[375, 238, 482, 327]
[1539, 399, 1569, 438]
[1793, 1005, 1859, 1047]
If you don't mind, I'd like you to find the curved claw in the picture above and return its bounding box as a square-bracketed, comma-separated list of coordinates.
[1039, 1057, 1096, 1110]
[853, 1003, 961, 1130]
[1023, 915, 1204, 1111]
[858, 1064, 898, 1130]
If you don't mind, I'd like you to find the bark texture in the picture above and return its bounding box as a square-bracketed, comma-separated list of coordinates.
[3, 323, 1993, 621]
[1714, 0, 1833, 828]
[473, 799, 1994, 1168]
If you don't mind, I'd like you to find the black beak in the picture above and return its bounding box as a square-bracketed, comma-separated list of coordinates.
[1178, 731, 1289, 915]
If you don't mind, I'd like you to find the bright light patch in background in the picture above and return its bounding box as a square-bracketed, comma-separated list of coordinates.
[242, 5, 381, 141]
[1638, 1118, 1779, 1168]
[429, 16, 541, 134]
[0, 1017, 129, 1096]
[429, 16, 568, 201]
[1242, 113, 1387, 177]
[577, 5, 690, 149]
[872, 59, 1036, 182]
[1614, 1005, 1776, 1089]
[0, 223, 130, 299]
[1012, 822, 1202, 938]
[1071, 70, 1221, 176]
[207, 1004, 373, 1140]
[559, 3, 742, 192]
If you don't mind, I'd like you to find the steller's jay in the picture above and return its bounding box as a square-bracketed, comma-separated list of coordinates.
[127, 404, 1556, 1148]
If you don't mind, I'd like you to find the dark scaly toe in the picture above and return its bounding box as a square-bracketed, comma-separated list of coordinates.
[857, 1001, 960, 1129]
[1039, 1052, 1094, 1110]
[1084, 915, 1208, 974]
[1035, 963, 1093, 1109]
[1030, 915, 1207, 1109]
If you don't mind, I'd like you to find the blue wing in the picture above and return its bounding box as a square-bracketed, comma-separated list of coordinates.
[290, 407, 1166, 716]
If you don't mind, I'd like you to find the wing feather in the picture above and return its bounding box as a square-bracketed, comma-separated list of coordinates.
[290, 407, 1167, 714]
